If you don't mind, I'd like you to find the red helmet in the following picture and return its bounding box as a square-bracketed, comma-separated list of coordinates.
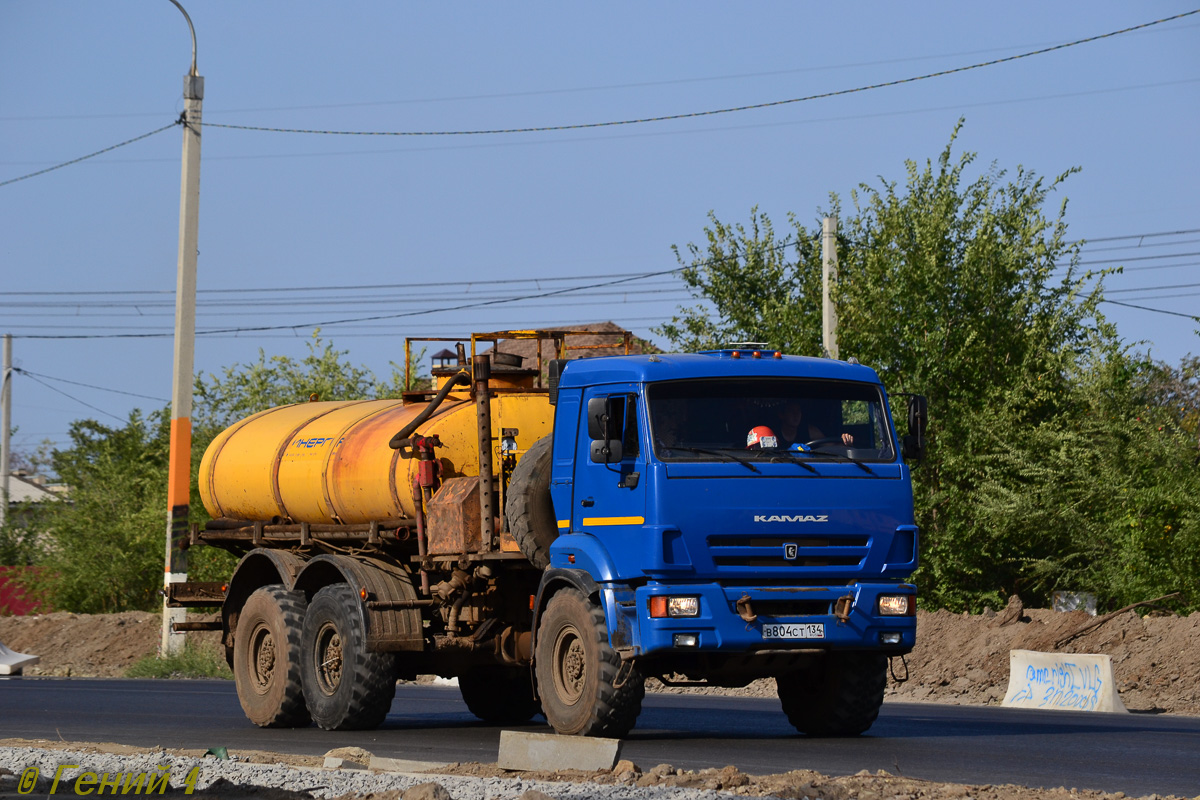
[746, 425, 778, 449]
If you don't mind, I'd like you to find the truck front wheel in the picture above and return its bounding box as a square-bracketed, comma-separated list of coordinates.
[535, 588, 644, 737]
[233, 585, 311, 728]
[776, 652, 888, 736]
[300, 584, 398, 730]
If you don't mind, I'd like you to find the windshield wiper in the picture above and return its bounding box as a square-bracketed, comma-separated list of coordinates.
[667, 446, 761, 474]
[769, 451, 819, 474]
[802, 448, 876, 475]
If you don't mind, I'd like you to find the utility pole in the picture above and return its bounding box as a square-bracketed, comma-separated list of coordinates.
[1, 335, 11, 529]
[163, 0, 202, 656]
[821, 215, 839, 360]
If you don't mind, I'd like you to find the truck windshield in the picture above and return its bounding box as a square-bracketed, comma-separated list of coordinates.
[647, 378, 896, 463]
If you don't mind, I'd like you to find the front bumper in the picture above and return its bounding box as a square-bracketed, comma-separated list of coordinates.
[614, 581, 916, 658]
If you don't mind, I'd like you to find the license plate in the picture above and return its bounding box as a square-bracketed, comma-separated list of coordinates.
[761, 622, 825, 640]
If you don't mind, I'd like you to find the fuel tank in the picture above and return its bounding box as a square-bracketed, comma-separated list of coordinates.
[198, 392, 552, 525]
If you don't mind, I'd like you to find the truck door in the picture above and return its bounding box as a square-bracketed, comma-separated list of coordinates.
[572, 387, 647, 535]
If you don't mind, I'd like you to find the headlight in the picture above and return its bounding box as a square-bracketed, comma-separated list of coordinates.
[878, 594, 914, 616]
[649, 595, 700, 618]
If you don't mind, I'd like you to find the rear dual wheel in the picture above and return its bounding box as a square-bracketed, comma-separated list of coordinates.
[233, 585, 311, 728]
[300, 584, 398, 730]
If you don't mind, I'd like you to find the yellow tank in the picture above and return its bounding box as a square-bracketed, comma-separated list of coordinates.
[198, 392, 553, 525]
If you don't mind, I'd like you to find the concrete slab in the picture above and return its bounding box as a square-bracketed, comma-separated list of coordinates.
[1002, 649, 1128, 713]
[0, 641, 39, 675]
[496, 730, 621, 772]
[323, 756, 368, 770]
[368, 756, 450, 773]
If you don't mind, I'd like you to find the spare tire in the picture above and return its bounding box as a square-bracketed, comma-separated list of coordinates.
[506, 435, 557, 569]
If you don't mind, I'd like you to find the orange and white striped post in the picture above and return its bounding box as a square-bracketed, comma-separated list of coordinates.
[162, 0, 202, 656]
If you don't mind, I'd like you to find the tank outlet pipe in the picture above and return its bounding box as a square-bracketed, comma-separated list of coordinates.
[411, 475, 431, 595]
[389, 369, 471, 449]
[473, 355, 496, 553]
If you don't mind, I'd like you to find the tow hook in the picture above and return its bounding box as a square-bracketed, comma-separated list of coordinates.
[735, 594, 757, 623]
[834, 594, 854, 623]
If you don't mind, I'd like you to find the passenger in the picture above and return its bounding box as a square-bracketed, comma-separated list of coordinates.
[776, 399, 853, 448]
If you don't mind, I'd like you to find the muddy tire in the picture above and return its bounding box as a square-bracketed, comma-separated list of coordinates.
[506, 435, 557, 569]
[233, 585, 311, 728]
[535, 587, 644, 737]
[776, 652, 887, 736]
[300, 584, 397, 731]
[458, 666, 542, 724]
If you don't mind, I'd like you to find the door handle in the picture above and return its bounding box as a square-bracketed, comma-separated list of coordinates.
[581, 497, 594, 507]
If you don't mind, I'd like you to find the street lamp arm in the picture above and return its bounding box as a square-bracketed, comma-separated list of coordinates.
[166, 0, 198, 76]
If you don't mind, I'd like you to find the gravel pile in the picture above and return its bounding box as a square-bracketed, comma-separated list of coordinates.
[0, 746, 738, 800]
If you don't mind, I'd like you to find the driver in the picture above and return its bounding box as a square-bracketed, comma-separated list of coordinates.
[776, 399, 853, 448]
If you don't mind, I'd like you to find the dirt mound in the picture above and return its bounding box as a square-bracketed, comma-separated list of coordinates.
[0, 611, 221, 677]
[2, 605, 1197, 716]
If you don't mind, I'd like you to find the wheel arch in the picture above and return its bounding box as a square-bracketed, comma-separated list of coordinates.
[222, 549, 308, 664]
[294, 554, 425, 653]
[530, 567, 601, 671]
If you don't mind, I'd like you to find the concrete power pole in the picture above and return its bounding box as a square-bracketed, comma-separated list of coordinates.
[163, 0, 202, 656]
[821, 216, 839, 360]
[1, 335, 10, 529]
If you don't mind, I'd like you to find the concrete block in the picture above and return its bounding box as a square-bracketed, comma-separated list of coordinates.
[497, 730, 621, 772]
[1002, 649, 1128, 713]
[323, 757, 368, 770]
[368, 756, 449, 773]
[0, 641, 39, 675]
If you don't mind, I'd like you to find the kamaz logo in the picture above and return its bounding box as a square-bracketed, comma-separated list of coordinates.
[753, 514, 829, 523]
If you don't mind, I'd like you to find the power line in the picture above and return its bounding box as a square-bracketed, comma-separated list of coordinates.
[13, 263, 695, 340]
[8, 227, 1194, 301]
[10, 22, 1198, 124]
[11, 368, 168, 402]
[1069, 228, 1200, 244]
[1076, 251, 1200, 267]
[1068, 237, 1200, 255]
[199, 11, 1200, 138]
[0, 281, 690, 309]
[15, 372, 127, 423]
[1100, 299, 1200, 320]
[0, 121, 180, 188]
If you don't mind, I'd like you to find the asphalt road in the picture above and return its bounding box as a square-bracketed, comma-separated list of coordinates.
[1, 678, 1198, 797]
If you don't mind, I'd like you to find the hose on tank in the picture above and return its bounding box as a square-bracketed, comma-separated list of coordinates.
[388, 369, 471, 449]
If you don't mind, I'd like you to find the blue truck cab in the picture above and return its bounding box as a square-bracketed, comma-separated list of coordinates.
[529, 348, 926, 738]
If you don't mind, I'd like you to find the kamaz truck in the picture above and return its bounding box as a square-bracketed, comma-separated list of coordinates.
[173, 330, 926, 738]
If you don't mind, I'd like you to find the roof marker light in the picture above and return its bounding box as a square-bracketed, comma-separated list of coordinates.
[774, 351, 783, 359]
[752, 351, 761, 359]
[731, 351, 741, 359]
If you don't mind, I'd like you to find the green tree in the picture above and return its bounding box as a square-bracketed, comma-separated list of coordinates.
[31, 411, 171, 612]
[656, 123, 1200, 612]
[193, 331, 423, 435]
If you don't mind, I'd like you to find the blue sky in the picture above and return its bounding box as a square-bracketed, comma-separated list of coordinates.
[2, 2, 1198, 459]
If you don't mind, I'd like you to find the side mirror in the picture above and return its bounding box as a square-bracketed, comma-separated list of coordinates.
[586, 395, 631, 464]
[590, 439, 623, 464]
[586, 397, 608, 440]
[901, 394, 928, 461]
